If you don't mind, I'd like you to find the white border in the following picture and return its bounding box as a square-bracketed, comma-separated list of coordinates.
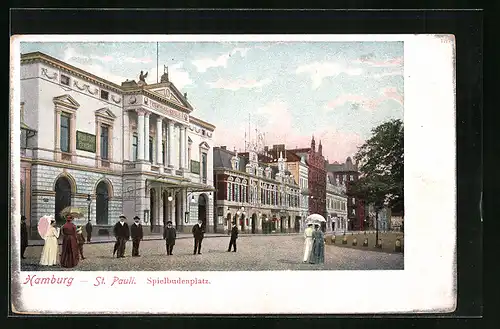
[10, 34, 456, 314]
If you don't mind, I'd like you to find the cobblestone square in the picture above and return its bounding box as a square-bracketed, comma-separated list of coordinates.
[21, 235, 404, 271]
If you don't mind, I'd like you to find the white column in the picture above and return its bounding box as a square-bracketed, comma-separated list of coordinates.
[136, 110, 145, 161]
[144, 112, 150, 162]
[167, 121, 174, 168]
[184, 126, 188, 170]
[179, 125, 186, 169]
[123, 110, 130, 161]
[156, 117, 163, 166]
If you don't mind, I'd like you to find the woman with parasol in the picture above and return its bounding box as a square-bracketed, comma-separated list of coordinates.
[59, 207, 84, 268]
[39, 216, 60, 266]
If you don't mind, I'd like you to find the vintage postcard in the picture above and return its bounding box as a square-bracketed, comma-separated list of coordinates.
[10, 34, 456, 314]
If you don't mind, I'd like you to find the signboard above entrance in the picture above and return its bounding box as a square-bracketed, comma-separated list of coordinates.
[149, 99, 189, 123]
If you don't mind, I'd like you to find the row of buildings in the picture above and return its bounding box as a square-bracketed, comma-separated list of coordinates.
[18, 51, 390, 239]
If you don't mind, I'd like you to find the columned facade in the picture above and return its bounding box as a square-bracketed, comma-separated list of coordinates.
[20, 51, 215, 238]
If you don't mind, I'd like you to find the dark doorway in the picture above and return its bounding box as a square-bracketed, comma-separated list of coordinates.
[163, 191, 168, 226]
[280, 216, 284, 233]
[54, 176, 72, 225]
[96, 181, 109, 225]
[241, 214, 246, 232]
[287, 216, 291, 233]
[150, 189, 156, 232]
[175, 193, 181, 231]
[251, 213, 257, 234]
[198, 194, 207, 231]
[295, 216, 301, 233]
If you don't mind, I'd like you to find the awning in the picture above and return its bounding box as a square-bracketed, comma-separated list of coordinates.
[21, 122, 37, 134]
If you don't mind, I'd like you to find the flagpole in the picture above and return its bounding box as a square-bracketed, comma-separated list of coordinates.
[156, 42, 159, 83]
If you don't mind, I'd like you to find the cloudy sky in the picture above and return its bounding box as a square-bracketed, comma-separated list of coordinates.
[20, 41, 403, 163]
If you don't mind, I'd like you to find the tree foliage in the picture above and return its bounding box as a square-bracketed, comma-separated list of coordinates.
[352, 119, 404, 214]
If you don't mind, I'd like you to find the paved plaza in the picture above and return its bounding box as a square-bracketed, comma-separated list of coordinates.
[20, 235, 404, 271]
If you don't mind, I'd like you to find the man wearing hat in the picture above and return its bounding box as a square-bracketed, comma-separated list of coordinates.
[227, 221, 238, 252]
[303, 222, 314, 263]
[163, 221, 176, 255]
[113, 214, 130, 258]
[130, 216, 144, 257]
[76, 226, 86, 260]
[192, 219, 205, 255]
[85, 219, 93, 242]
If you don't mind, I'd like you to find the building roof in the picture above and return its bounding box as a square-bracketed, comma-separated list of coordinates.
[213, 147, 236, 170]
[190, 116, 216, 132]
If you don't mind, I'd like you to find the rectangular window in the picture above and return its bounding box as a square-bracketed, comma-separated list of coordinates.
[61, 74, 70, 86]
[60, 114, 70, 153]
[100, 125, 109, 160]
[100, 90, 109, 100]
[132, 134, 138, 161]
[149, 137, 154, 163]
[227, 183, 231, 201]
[201, 153, 207, 183]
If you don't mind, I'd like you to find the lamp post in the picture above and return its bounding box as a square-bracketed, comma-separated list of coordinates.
[86, 194, 92, 224]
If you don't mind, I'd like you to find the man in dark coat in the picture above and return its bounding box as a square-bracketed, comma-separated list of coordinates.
[20, 215, 28, 259]
[113, 214, 130, 258]
[227, 221, 238, 252]
[192, 219, 204, 255]
[130, 216, 143, 257]
[85, 220, 93, 242]
[163, 221, 176, 255]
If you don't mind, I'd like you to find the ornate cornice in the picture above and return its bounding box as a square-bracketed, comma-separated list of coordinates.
[190, 116, 216, 132]
[21, 52, 123, 94]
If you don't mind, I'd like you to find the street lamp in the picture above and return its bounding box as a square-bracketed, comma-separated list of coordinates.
[167, 194, 173, 202]
[86, 194, 92, 224]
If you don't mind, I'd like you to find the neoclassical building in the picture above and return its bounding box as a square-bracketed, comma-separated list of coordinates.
[213, 147, 301, 234]
[19, 52, 215, 238]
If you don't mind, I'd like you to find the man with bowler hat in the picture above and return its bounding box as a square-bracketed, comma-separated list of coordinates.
[192, 219, 204, 255]
[227, 221, 238, 252]
[113, 214, 130, 258]
[85, 220, 93, 242]
[130, 216, 143, 257]
[163, 221, 176, 255]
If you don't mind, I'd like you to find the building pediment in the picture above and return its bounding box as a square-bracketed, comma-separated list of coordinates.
[199, 141, 210, 150]
[53, 94, 80, 110]
[145, 82, 193, 112]
[95, 107, 117, 121]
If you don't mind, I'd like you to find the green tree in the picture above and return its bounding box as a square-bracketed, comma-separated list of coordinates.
[351, 119, 404, 239]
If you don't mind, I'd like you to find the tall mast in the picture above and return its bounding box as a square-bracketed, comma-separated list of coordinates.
[156, 42, 159, 83]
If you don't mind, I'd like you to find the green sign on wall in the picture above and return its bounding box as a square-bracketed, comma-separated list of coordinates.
[76, 131, 96, 153]
[191, 160, 200, 174]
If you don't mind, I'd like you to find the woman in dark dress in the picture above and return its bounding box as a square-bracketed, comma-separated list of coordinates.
[60, 215, 79, 268]
[309, 224, 325, 264]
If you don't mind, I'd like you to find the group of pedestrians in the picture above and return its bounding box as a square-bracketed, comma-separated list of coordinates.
[303, 223, 325, 264]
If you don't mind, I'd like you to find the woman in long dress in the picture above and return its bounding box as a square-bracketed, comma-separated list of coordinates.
[60, 215, 80, 268]
[309, 224, 325, 264]
[39, 219, 60, 266]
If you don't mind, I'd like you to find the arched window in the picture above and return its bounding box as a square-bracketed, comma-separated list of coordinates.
[54, 176, 72, 224]
[96, 181, 110, 225]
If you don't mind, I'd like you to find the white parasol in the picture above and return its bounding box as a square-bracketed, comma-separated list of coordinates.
[306, 214, 326, 223]
[37, 215, 53, 238]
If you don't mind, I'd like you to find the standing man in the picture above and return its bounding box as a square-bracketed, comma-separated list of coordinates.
[85, 220, 93, 243]
[227, 221, 238, 252]
[192, 219, 204, 255]
[163, 221, 176, 255]
[113, 214, 130, 258]
[76, 227, 86, 260]
[130, 216, 143, 257]
[303, 222, 314, 263]
[20, 215, 28, 259]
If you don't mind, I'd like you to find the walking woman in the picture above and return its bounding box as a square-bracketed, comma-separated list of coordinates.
[39, 218, 60, 266]
[309, 224, 325, 264]
[60, 215, 80, 268]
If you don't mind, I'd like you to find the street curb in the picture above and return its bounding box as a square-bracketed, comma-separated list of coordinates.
[27, 233, 302, 246]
